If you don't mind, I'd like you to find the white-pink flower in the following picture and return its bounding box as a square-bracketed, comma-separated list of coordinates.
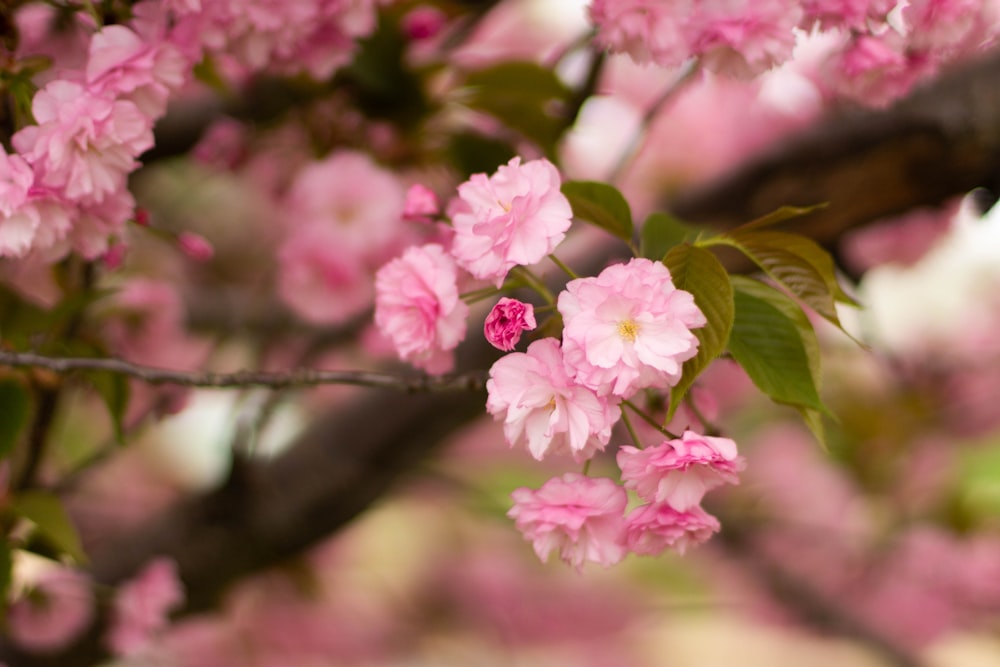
[106, 557, 185, 657]
[7, 567, 94, 653]
[558, 258, 705, 398]
[617, 430, 746, 511]
[624, 502, 720, 556]
[508, 473, 627, 570]
[483, 297, 536, 351]
[486, 337, 620, 461]
[0, 148, 40, 258]
[692, 0, 802, 79]
[451, 157, 572, 287]
[589, 0, 694, 69]
[374, 243, 469, 375]
[12, 80, 154, 205]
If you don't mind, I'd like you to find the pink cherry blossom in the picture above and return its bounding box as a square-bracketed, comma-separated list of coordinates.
[902, 0, 986, 52]
[508, 473, 628, 570]
[402, 6, 448, 41]
[558, 257, 705, 398]
[617, 430, 746, 510]
[278, 223, 374, 325]
[823, 33, 935, 108]
[450, 157, 572, 287]
[624, 502, 720, 556]
[486, 338, 620, 461]
[401, 183, 440, 223]
[0, 149, 40, 258]
[374, 243, 469, 375]
[7, 567, 94, 653]
[692, 0, 802, 79]
[177, 231, 215, 262]
[483, 297, 536, 351]
[107, 557, 185, 656]
[12, 81, 154, 205]
[589, 0, 694, 69]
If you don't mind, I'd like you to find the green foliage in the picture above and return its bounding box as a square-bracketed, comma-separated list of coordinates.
[0, 379, 29, 460]
[663, 245, 734, 420]
[727, 277, 828, 426]
[732, 203, 828, 233]
[9, 491, 87, 564]
[561, 180, 633, 242]
[461, 62, 572, 157]
[85, 370, 130, 445]
[446, 131, 517, 178]
[640, 212, 703, 261]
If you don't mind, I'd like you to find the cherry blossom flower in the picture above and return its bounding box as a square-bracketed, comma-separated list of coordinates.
[486, 338, 620, 461]
[374, 243, 469, 375]
[107, 558, 185, 656]
[177, 231, 215, 262]
[617, 430, 746, 511]
[0, 149, 41, 258]
[483, 297, 536, 351]
[624, 502, 720, 556]
[7, 567, 94, 653]
[401, 183, 440, 223]
[508, 473, 628, 570]
[558, 258, 705, 398]
[12, 81, 154, 206]
[451, 157, 572, 287]
[692, 0, 802, 78]
[589, 0, 694, 69]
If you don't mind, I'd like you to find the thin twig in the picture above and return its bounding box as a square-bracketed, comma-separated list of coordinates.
[0, 350, 488, 393]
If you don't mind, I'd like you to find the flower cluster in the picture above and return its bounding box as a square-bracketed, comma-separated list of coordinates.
[374, 153, 745, 570]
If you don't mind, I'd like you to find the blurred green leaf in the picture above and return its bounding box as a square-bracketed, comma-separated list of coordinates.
[640, 212, 703, 261]
[663, 245, 734, 420]
[462, 62, 572, 156]
[728, 277, 827, 417]
[0, 379, 29, 460]
[446, 131, 517, 178]
[10, 491, 86, 564]
[730, 203, 828, 233]
[561, 180, 633, 242]
[85, 371, 130, 445]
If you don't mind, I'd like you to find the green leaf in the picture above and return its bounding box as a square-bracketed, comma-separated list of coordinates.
[10, 491, 86, 564]
[462, 62, 572, 156]
[731, 203, 828, 233]
[663, 245, 734, 419]
[0, 379, 29, 460]
[561, 180, 633, 242]
[446, 131, 517, 178]
[640, 212, 703, 261]
[728, 276, 826, 414]
[85, 371, 130, 445]
[713, 229, 857, 330]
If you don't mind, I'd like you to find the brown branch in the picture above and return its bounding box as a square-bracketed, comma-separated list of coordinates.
[671, 50, 1000, 246]
[0, 350, 488, 393]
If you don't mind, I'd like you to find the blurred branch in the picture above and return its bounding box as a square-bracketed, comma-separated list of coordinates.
[671, 50, 1000, 245]
[0, 350, 488, 393]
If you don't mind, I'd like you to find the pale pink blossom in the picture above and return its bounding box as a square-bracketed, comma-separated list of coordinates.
[451, 157, 572, 287]
[484, 297, 536, 351]
[0, 149, 40, 258]
[902, 0, 986, 52]
[278, 223, 373, 325]
[617, 430, 746, 510]
[823, 33, 935, 107]
[401, 183, 440, 223]
[284, 151, 405, 255]
[86, 23, 188, 118]
[107, 558, 184, 656]
[800, 0, 896, 30]
[558, 258, 705, 397]
[486, 338, 620, 461]
[8, 568, 94, 653]
[624, 502, 720, 556]
[177, 231, 215, 262]
[589, 0, 694, 69]
[508, 473, 628, 569]
[12, 81, 154, 205]
[692, 0, 802, 78]
[374, 243, 469, 375]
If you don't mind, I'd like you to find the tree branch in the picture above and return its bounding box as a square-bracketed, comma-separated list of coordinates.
[0, 350, 488, 393]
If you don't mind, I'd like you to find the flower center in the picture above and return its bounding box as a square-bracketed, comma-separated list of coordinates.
[617, 319, 639, 342]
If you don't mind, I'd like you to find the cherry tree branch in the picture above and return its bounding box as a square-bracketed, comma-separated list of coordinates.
[0, 350, 488, 393]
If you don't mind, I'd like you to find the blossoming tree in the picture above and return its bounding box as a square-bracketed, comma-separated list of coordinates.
[1, 0, 1000, 665]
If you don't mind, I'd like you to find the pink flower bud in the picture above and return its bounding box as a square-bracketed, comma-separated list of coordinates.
[102, 242, 127, 270]
[484, 297, 536, 351]
[133, 208, 150, 227]
[402, 183, 440, 223]
[401, 6, 447, 41]
[177, 232, 214, 262]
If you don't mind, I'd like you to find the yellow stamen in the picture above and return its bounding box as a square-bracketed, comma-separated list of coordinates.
[617, 319, 639, 342]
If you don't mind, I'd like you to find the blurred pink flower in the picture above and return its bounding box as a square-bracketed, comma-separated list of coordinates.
[451, 157, 572, 287]
[0, 148, 40, 258]
[589, 0, 693, 69]
[8, 568, 94, 653]
[487, 337, 620, 461]
[617, 430, 745, 510]
[401, 6, 448, 41]
[624, 502, 720, 556]
[692, 0, 801, 78]
[559, 258, 705, 398]
[484, 297, 536, 351]
[107, 557, 185, 656]
[374, 243, 468, 375]
[177, 231, 214, 262]
[508, 473, 627, 570]
[823, 33, 935, 107]
[401, 183, 440, 223]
